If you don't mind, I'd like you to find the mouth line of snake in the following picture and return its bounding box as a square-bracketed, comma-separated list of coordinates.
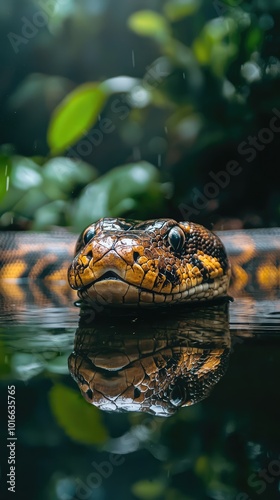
[80, 271, 125, 290]
[80, 270, 227, 299]
[81, 270, 180, 296]
[81, 270, 171, 295]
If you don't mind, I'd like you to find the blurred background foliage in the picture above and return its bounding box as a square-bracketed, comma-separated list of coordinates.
[1, 0, 280, 230]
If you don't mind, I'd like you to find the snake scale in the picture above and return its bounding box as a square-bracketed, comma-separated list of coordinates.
[0, 219, 279, 414]
[0, 218, 279, 308]
[69, 304, 231, 415]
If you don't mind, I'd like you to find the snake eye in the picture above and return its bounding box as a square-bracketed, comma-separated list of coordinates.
[83, 227, 96, 245]
[168, 227, 185, 252]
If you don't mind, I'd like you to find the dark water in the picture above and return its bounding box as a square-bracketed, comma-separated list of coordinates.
[0, 287, 280, 500]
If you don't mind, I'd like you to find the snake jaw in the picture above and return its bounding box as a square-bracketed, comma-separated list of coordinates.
[68, 218, 230, 307]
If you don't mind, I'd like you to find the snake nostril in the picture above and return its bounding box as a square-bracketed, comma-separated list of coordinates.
[133, 252, 140, 262]
[134, 387, 141, 399]
[86, 250, 93, 259]
[86, 389, 93, 400]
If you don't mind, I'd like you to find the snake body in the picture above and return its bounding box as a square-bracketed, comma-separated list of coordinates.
[0, 220, 279, 308]
[0, 221, 279, 415]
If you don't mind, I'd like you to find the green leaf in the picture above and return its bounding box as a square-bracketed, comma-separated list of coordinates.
[211, 43, 237, 77]
[32, 200, 67, 229]
[246, 26, 263, 54]
[0, 156, 44, 216]
[0, 155, 12, 203]
[194, 455, 212, 482]
[132, 479, 165, 499]
[49, 383, 108, 445]
[192, 36, 211, 64]
[47, 83, 108, 155]
[128, 10, 170, 41]
[0, 339, 12, 378]
[11, 156, 43, 190]
[164, 0, 200, 21]
[42, 157, 97, 199]
[72, 161, 166, 230]
[192, 18, 238, 75]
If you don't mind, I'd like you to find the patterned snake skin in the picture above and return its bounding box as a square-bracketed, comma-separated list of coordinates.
[0, 221, 279, 308]
[68, 218, 230, 306]
[0, 222, 279, 415]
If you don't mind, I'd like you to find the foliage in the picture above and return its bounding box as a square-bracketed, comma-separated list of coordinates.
[0, 154, 97, 230]
[0, 153, 167, 230]
[72, 161, 168, 229]
[128, 11, 170, 41]
[49, 383, 108, 445]
[1, 5, 280, 500]
[132, 479, 167, 499]
[48, 83, 108, 155]
[1, 0, 280, 228]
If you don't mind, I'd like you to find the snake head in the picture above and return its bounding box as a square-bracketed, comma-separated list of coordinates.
[68, 218, 230, 307]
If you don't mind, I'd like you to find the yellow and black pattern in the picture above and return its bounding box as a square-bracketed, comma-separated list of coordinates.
[0, 231, 76, 281]
[0, 223, 279, 309]
[68, 218, 230, 306]
[217, 228, 280, 300]
[0, 231, 77, 310]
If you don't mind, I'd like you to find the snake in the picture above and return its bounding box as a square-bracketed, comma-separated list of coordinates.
[68, 303, 231, 416]
[0, 220, 279, 415]
[0, 218, 279, 309]
[68, 218, 230, 307]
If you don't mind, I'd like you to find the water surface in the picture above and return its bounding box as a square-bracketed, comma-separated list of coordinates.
[0, 283, 279, 500]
